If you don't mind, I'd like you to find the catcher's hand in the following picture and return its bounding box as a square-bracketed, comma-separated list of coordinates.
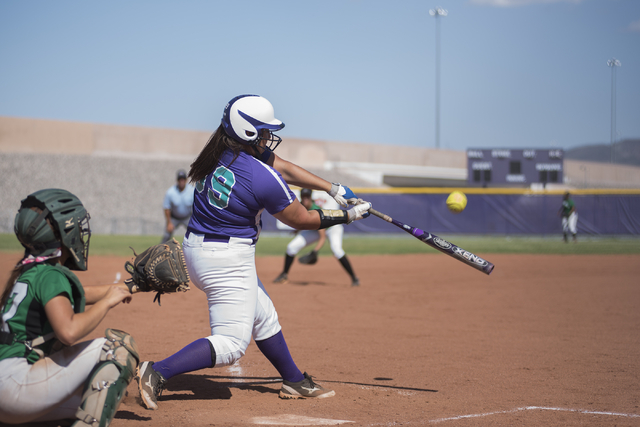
[124, 238, 190, 305]
[298, 250, 318, 265]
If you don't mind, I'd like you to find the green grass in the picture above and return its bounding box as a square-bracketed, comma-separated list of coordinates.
[2, 233, 639, 256]
[257, 234, 640, 256]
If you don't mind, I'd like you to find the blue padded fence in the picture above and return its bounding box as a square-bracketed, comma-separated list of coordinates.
[261, 191, 640, 236]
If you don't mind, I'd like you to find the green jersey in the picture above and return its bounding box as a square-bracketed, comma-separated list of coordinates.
[560, 199, 575, 217]
[0, 263, 85, 364]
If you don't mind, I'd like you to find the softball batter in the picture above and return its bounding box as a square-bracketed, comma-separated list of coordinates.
[0, 189, 139, 426]
[136, 94, 371, 409]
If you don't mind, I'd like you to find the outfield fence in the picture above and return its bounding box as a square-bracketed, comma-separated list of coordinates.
[263, 189, 640, 236]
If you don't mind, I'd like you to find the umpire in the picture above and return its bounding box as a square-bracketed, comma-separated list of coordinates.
[161, 169, 194, 243]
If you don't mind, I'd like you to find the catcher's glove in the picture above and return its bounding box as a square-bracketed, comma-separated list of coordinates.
[124, 238, 190, 305]
[298, 250, 318, 265]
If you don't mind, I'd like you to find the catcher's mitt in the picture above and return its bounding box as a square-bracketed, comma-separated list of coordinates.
[124, 238, 190, 305]
[298, 250, 318, 265]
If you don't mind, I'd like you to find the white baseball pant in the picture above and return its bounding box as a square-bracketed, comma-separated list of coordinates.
[0, 338, 106, 424]
[562, 212, 578, 235]
[182, 232, 282, 368]
[286, 224, 345, 259]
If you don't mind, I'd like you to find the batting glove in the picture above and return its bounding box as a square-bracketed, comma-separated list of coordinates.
[329, 183, 357, 208]
[347, 200, 372, 224]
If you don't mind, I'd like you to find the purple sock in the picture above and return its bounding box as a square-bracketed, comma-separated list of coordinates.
[255, 331, 304, 383]
[152, 338, 215, 380]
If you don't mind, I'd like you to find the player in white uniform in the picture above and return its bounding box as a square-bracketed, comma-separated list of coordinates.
[136, 95, 372, 409]
[274, 188, 360, 286]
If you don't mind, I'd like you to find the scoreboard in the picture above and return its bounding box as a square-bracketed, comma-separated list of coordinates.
[467, 148, 563, 187]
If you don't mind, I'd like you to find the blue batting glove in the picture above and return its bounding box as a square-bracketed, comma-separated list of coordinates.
[329, 183, 358, 208]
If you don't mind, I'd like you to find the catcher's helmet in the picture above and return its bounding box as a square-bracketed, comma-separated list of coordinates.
[221, 95, 285, 151]
[14, 189, 91, 271]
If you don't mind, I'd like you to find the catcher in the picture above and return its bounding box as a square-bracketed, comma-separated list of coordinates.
[123, 238, 191, 305]
[273, 188, 361, 287]
[0, 189, 139, 427]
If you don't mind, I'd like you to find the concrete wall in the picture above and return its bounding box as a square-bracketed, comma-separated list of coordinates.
[0, 116, 465, 167]
[564, 159, 640, 189]
[0, 116, 208, 161]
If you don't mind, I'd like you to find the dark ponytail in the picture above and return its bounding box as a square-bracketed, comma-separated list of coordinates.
[188, 125, 246, 184]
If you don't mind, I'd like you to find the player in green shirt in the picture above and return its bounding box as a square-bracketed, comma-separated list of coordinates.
[0, 189, 140, 426]
[559, 191, 578, 243]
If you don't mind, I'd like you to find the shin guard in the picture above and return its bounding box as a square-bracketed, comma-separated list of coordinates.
[73, 329, 139, 427]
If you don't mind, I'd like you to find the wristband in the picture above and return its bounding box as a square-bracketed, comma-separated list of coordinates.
[314, 209, 348, 229]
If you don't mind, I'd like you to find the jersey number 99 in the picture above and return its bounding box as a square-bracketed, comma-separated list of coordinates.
[196, 166, 236, 210]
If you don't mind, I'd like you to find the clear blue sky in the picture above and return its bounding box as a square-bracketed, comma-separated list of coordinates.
[1, 0, 638, 152]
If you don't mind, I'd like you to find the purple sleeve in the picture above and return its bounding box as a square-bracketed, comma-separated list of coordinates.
[251, 159, 296, 215]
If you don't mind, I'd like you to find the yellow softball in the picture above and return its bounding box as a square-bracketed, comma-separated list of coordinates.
[446, 191, 467, 213]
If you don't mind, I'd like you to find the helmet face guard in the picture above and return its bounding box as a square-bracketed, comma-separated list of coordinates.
[15, 189, 91, 271]
[221, 94, 285, 151]
[65, 211, 91, 271]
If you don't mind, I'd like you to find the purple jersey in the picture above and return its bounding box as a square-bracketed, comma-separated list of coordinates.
[187, 149, 296, 241]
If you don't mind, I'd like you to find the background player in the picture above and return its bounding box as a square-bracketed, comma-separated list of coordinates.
[559, 191, 578, 243]
[0, 189, 139, 426]
[274, 188, 360, 286]
[161, 169, 195, 243]
[135, 94, 371, 409]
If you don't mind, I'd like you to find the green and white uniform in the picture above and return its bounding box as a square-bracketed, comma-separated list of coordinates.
[0, 264, 84, 362]
[0, 263, 107, 424]
[560, 198, 578, 237]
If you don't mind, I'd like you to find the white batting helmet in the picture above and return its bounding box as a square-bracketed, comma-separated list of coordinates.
[221, 94, 285, 150]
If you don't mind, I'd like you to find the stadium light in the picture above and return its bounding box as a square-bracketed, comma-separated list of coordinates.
[430, 7, 447, 150]
[607, 58, 621, 163]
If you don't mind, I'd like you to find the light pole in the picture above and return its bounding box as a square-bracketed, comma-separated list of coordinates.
[607, 58, 621, 163]
[430, 7, 447, 150]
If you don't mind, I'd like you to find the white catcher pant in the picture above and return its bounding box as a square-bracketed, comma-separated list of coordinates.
[562, 212, 578, 235]
[182, 233, 282, 368]
[286, 224, 345, 259]
[0, 338, 106, 424]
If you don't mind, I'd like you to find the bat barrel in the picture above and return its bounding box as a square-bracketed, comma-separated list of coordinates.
[367, 207, 495, 275]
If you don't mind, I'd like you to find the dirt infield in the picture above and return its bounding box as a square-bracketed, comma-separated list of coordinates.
[1, 252, 639, 426]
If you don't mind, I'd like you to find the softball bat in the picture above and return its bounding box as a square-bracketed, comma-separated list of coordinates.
[368, 208, 495, 275]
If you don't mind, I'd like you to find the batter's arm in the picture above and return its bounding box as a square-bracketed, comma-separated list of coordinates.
[271, 153, 332, 192]
[274, 200, 365, 231]
[273, 199, 322, 230]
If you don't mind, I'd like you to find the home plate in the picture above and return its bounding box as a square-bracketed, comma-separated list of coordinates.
[251, 414, 354, 425]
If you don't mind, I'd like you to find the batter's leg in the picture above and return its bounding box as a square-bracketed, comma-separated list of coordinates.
[253, 280, 334, 399]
